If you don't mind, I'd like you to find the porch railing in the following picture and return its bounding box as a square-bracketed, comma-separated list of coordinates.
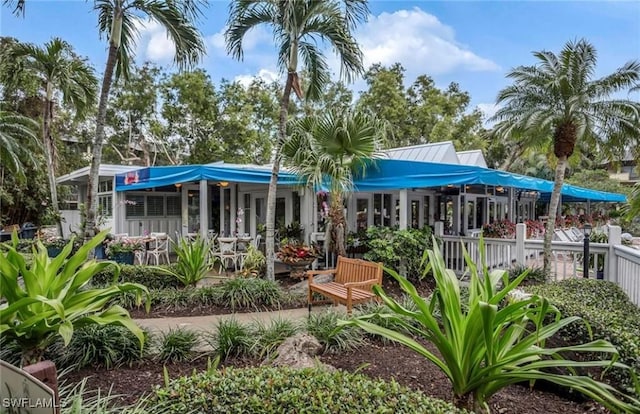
[438, 224, 640, 306]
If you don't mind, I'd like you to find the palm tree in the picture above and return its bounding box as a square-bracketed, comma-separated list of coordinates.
[85, 0, 206, 239]
[283, 109, 385, 257]
[492, 39, 640, 275]
[0, 109, 38, 180]
[2, 38, 97, 236]
[225, 0, 368, 280]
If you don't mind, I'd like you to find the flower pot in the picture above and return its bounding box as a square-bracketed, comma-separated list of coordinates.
[110, 251, 135, 265]
[94, 244, 106, 260]
[287, 259, 316, 278]
[47, 246, 63, 258]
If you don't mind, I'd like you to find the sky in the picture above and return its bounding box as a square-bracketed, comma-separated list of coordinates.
[1, 0, 639, 120]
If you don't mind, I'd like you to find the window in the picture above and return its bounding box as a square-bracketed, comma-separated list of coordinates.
[356, 198, 369, 231]
[98, 180, 113, 193]
[147, 196, 165, 216]
[423, 196, 430, 226]
[293, 192, 301, 223]
[166, 196, 181, 216]
[410, 200, 420, 229]
[125, 195, 145, 218]
[98, 195, 112, 217]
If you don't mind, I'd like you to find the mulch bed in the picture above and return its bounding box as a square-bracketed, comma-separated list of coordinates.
[63, 276, 613, 413]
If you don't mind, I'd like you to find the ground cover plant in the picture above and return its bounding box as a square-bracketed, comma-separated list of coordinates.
[152, 366, 469, 414]
[344, 238, 639, 412]
[0, 230, 149, 365]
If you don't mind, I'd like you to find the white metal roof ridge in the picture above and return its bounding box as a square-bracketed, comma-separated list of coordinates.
[383, 141, 460, 164]
[457, 150, 488, 168]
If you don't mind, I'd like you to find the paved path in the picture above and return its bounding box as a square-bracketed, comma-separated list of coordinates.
[134, 305, 335, 334]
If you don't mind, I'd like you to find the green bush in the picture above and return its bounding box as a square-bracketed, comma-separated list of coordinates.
[206, 318, 253, 361]
[152, 367, 469, 414]
[507, 264, 548, 286]
[305, 309, 364, 353]
[528, 279, 640, 393]
[364, 226, 434, 279]
[53, 324, 151, 370]
[158, 328, 200, 363]
[93, 264, 181, 289]
[250, 318, 299, 359]
[157, 235, 215, 287]
[215, 278, 283, 310]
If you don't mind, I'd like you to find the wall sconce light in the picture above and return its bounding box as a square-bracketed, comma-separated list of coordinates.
[496, 186, 504, 193]
[219, 182, 229, 187]
[175, 183, 182, 188]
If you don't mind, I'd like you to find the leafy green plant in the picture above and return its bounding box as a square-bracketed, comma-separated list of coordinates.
[528, 279, 640, 393]
[306, 309, 364, 354]
[216, 277, 283, 310]
[0, 230, 149, 365]
[152, 367, 468, 414]
[158, 327, 199, 363]
[53, 324, 152, 370]
[507, 264, 548, 286]
[364, 226, 434, 279]
[58, 377, 150, 414]
[155, 235, 214, 287]
[93, 264, 182, 289]
[206, 318, 252, 361]
[342, 237, 638, 413]
[238, 244, 266, 277]
[250, 317, 299, 358]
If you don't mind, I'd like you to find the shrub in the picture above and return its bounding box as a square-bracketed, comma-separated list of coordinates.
[93, 264, 181, 290]
[507, 264, 547, 286]
[305, 309, 364, 353]
[250, 318, 299, 358]
[152, 367, 469, 414]
[215, 277, 282, 310]
[206, 318, 253, 360]
[344, 238, 638, 412]
[156, 235, 214, 287]
[53, 324, 151, 370]
[58, 377, 150, 414]
[364, 226, 434, 280]
[0, 230, 149, 365]
[158, 328, 200, 363]
[528, 279, 640, 393]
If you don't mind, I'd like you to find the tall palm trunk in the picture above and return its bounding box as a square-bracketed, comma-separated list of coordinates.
[328, 191, 347, 257]
[543, 155, 568, 275]
[265, 71, 293, 281]
[86, 9, 121, 241]
[42, 85, 63, 236]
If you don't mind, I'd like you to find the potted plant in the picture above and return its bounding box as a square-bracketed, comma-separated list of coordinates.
[42, 237, 68, 258]
[277, 241, 319, 278]
[239, 244, 266, 277]
[106, 238, 143, 265]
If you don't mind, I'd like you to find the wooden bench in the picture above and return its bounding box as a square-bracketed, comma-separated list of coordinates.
[307, 256, 383, 315]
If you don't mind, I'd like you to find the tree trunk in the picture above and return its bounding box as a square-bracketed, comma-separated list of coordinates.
[86, 38, 120, 241]
[328, 191, 347, 257]
[265, 71, 294, 281]
[543, 155, 568, 275]
[42, 87, 63, 237]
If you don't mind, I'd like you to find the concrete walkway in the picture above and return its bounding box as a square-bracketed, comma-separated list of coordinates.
[134, 305, 336, 334]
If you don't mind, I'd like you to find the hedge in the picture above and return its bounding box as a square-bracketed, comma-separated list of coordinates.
[153, 367, 468, 414]
[92, 263, 182, 289]
[527, 279, 640, 392]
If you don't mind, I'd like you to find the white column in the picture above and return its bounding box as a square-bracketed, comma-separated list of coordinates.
[230, 184, 237, 235]
[199, 180, 208, 236]
[300, 187, 313, 244]
[180, 186, 188, 236]
[219, 186, 225, 235]
[515, 222, 526, 265]
[607, 225, 621, 283]
[399, 189, 408, 230]
[453, 195, 461, 235]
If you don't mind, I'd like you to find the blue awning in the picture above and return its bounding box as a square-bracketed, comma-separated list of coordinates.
[115, 159, 627, 203]
[115, 164, 304, 191]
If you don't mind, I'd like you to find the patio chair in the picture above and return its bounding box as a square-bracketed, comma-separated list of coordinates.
[146, 232, 170, 265]
[215, 237, 238, 271]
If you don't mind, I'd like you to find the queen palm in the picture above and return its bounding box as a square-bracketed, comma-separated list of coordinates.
[0, 109, 38, 180]
[283, 110, 384, 257]
[2, 38, 97, 236]
[85, 0, 206, 239]
[492, 39, 640, 275]
[226, 0, 368, 280]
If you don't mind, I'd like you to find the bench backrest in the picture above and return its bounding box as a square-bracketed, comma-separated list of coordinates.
[334, 256, 383, 287]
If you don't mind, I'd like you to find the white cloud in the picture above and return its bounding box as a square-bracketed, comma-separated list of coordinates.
[133, 19, 175, 63]
[477, 103, 503, 126]
[234, 68, 279, 87]
[207, 25, 271, 55]
[354, 8, 499, 75]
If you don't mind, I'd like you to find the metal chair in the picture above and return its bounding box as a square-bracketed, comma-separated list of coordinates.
[215, 237, 238, 271]
[146, 232, 170, 265]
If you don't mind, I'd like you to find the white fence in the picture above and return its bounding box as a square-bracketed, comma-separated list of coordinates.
[439, 224, 640, 306]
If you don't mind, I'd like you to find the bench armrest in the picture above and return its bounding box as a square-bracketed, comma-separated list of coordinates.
[343, 278, 380, 288]
[306, 269, 337, 276]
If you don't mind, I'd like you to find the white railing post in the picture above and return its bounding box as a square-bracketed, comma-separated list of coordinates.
[515, 223, 526, 265]
[434, 221, 444, 237]
[607, 225, 621, 283]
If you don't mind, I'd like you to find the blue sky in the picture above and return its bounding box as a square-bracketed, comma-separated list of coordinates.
[2, 1, 639, 119]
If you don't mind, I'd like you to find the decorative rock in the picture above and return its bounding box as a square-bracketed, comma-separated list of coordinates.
[268, 333, 335, 371]
[288, 273, 334, 295]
